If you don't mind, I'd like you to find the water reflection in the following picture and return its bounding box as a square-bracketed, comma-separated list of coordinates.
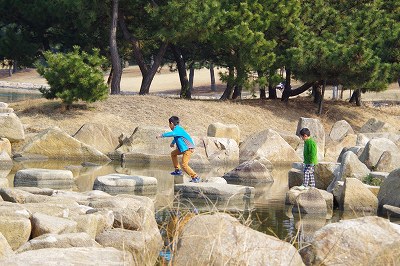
[6, 159, 389, 243]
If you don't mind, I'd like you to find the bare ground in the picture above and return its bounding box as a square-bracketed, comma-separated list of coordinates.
[3, 67, 400, 139]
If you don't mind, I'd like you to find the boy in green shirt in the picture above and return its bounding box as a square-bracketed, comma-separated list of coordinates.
[299, 128, 318, 189]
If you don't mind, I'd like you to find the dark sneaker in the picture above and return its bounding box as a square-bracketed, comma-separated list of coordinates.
[170, 169, 183, 175]
[189, 177, 201, 183]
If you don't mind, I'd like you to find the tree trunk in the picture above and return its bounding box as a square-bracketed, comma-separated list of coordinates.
[110, 0, 121, 95]
[232, 85, 242, 99]
[257, 71, 266, 99]
[312, 83, 321, 104]
[139, 42, 168, 95]
[220, 66, 235, 100]
[107, 66, 113, 86]
[210, 63, 216, 91]
[188, 65, 194, 94]
[349, 89, 362, 106]
[317, 80, 326, 115]
[171, 45, 190, 99]
[120, 11, 168, 94]
[268, 84, 277, 99]
[281, 68, 292, 102]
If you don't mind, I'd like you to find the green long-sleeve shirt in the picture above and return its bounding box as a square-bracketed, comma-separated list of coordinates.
[303, 137, 318, 165]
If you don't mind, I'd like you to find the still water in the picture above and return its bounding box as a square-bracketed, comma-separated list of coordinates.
[0, 90, 43, 103]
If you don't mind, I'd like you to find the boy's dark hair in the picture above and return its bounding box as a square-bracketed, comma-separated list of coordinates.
[169, 116, 180, 126]
[299, 127, 311, 137]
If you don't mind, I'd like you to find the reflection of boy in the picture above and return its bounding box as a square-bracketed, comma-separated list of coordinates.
[299, 128, 318, 189]
[157, 116, 201, 183]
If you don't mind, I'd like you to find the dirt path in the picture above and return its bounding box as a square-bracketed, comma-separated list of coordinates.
[1, 66, 399, 101]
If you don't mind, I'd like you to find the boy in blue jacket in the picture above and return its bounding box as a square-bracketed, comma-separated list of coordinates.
[157, 116, 201, 183]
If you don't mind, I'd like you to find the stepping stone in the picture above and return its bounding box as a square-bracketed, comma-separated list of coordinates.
[93, 174, 157, 195]
[14, 168, 74, 190]
[174, 182, 254, 202]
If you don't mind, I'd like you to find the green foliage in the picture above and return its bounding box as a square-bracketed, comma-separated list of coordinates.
[36, 46, 108, 106]
[363, 174, 382, 186]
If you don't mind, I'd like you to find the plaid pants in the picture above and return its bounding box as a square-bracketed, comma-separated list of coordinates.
[303, 164, 315, 187]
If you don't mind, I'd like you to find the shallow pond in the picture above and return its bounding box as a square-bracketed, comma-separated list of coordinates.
[0, 89, 43, 103]
[3, 159, 398, 245]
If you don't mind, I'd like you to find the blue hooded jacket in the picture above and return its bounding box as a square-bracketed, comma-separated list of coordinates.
[162, 125, 195, 152]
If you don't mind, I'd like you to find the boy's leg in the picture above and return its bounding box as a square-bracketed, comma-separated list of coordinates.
[171, 149, 182, 170]
[303, 164, 315, 187]
[308, 165, 315, 187]
[181, 149, 197, 178]
[303, 164, 310, 187]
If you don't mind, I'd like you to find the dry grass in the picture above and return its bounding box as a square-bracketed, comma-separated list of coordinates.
[9, 94, 400, 140]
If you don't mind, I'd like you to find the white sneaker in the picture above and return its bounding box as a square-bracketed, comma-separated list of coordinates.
[298, 185, 306, 190]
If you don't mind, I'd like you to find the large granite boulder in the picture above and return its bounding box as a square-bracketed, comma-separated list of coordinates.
[207, 122, 240, 144]
[96, 228, 162, 266]
[359, 118, 397, 133]
[340, 178, 378, 212]
[222, 158, 273, 184]
[0, 232, 13, 259]
[375, 150, 400, 173]
[359, 138, 400, 169]
[0, 113, 25, 142]
[339, 151, 370, 181]
[0, 216, 31, 250]
[296, 117, 325, 161]
[276, 131, 301, 150]
[112, 126, 172, 161]
[239, 129, 301, 163]
[290, 188, 328, 215]
[329, 120, 354, 142]
[300, 216, 400, 265]
[31, 212, 77, 238]
[17, 127, 110, 162]
[377, 168, 400, 215]
[72, 123, 119, 154]
[324, 134, 357, 162]
[173, 213, 304, 265]
[315, 162, 341, 190]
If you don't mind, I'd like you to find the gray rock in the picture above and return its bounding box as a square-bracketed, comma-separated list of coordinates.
[0, 247, 133, 265]
[0, 216, 31, 250]
[31, 212, 77, 238]
[16, 233, 100, 253]
[296, 117, 325, 161]
[73, 123, 120, 154]
[300, 216, 400, 265]
[340, 178, 378, 212]
[0, 113, 25, 142]
[207, 122, 240, 144]
[0, 232, 13, 259]
[329, 120, 354, 142]
[360, 118, 397, 133]
[174, 182, 254, 202]
[240, 129, 301, 163]
[292, 188, 328, 215]
[17, 126, 110, 162]
[96, 228, 162, 266]
[377, 168, 400, 215]
[173, 213, 304, 265]
[223, 159, 273, 184]
[359, 138, 400, 169]
[93, 174, 157, 195]
[14, 168, 74, 190]
[339, 151, 370, 181]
